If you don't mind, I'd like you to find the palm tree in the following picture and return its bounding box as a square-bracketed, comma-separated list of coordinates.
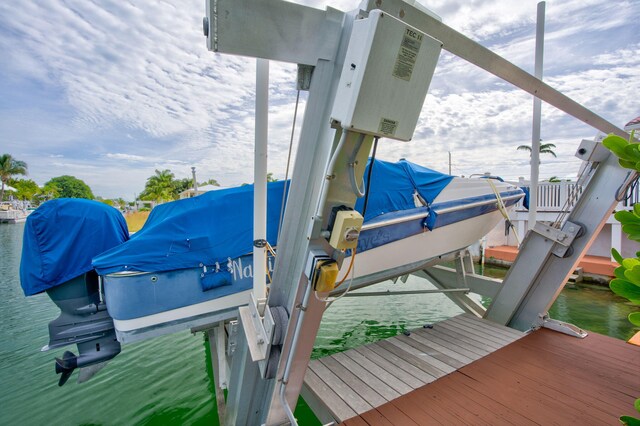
[517, 142, 557, 158]
[0, 154, 28, 201]
[142, 169, 175, 203]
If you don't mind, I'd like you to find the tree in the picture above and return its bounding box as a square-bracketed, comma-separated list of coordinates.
[0, 154, 28, 200]
[44, 175, 94, 199]
[266, 172, 278, 183]
[8, 178, 39, 201]
[173, 177, 194, 196]
[205, 178, 220, 187]
[140, 169, 175, 203]
[96, 196, 115, 207]
[516, 142, 557, 158]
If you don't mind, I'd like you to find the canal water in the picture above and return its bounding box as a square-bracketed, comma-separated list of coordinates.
[1, 223, 636, 425]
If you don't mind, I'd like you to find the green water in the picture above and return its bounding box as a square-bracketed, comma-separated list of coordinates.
[1, 224, 637, 425]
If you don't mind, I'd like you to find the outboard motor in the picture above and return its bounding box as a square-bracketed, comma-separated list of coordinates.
[20, 198, 129, 386]
[44, 271, 121, 386]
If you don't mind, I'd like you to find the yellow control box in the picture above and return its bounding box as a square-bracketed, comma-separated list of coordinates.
[313, 260, 340, 293]
[329, 210, 364, 250]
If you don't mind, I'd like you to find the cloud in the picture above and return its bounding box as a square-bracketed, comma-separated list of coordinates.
[0, 0, 638, 199]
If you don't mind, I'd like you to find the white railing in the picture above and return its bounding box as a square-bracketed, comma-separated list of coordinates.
[516, 180, 638, 213]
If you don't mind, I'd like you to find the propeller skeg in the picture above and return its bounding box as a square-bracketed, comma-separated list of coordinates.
[55, 351, 78, 387]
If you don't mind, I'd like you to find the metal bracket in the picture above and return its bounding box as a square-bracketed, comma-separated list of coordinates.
[226, 320, 238, 357]
[239, 294, 273, 362]
[531, 221, 582, 258]
[537, 314, 588, 338]
[237, 293, 285, 379]
[297, 64, 314, 91]
[253, 239, 267, 248]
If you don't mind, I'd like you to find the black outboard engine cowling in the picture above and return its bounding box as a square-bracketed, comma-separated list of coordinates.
[44, 271, 121, 386]
[19, 198, 129, 386]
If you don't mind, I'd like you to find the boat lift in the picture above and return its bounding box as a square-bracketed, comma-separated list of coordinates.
[202, 0, 636, 424]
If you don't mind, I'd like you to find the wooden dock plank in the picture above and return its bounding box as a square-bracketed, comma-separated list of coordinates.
[384, 338, 457, 374]
[448, 314, 522, 343]
[410, 327, 488, 359]
[332, 352, 402, 401]
[338, 327, 640, 425]
[435, 320, 505, 349]
[404, 329, 476, 364]
[458, 313, 525, 338]
[364, 343, 437, 384]
[388, 393, 447, 425]
[319, 356, 388, 409]
[393, 333, 466, 369]
[308, 360, 374, 414]
[342, 348, 413, 395]
[359, 409, 394, 426]
[303, 314, 518, 423]
[424, 322, 497, 353]
[480, 353, 625, 423]
[376, 340, 448, 378]
[303, 368, 356, 422]
[438, 374, 537, 426]
[351, 345, 425, 389]
[374, 403, 421, 426]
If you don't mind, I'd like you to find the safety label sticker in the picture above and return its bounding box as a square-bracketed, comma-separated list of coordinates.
[393, 27, 423, 81]
[379, 118, 398, 136]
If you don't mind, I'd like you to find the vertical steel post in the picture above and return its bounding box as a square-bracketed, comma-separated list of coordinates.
[528, 1, 545, 231]
[254, 59, 269, 301]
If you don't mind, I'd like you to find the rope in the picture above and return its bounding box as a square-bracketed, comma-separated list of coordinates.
[487, 179, 521, 245]
[278, 90, 301, 240]
[264, 242, 277, 284]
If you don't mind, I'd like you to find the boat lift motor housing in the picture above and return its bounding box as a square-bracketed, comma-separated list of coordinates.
[331, 9, 442, 141]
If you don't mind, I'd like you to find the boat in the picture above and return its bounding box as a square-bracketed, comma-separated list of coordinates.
[20, 159, 522, 385]
[0, 201, 32, 223]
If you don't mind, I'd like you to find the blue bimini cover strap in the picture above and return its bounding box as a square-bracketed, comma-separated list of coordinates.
[355, 159, 453, 227]
[92, 181, 288, 275]
[20, 199, 129, 296]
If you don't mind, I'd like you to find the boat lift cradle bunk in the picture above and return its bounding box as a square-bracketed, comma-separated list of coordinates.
[199, 0, 638, 425]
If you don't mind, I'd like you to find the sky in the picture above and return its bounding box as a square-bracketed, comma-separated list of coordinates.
[0, 0, 638, 200]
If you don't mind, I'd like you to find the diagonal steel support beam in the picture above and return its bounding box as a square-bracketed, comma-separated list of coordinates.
[485, 152, 632, 331]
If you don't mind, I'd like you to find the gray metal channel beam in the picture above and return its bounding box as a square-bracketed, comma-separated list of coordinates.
[486, 152, 632, 330]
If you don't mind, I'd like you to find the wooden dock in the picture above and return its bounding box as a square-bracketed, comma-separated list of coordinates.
[302, 313, 640, 425]
[302, 314, 525, 423]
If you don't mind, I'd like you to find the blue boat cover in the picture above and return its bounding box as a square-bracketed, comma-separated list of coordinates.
[355, 159, 453, 225]
[20, 199, 129, 296]
[92, 160, 452, 275]
[93, 182, 289, 275]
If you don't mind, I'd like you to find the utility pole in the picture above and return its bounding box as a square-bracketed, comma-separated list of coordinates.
[191, 166, 198, 196]
[448, 151, 452, 175]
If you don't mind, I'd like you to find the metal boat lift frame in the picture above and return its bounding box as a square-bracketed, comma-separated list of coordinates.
[203, 0, 635, 424]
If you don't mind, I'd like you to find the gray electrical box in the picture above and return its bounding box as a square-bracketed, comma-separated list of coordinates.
[331, 10, 442, 141]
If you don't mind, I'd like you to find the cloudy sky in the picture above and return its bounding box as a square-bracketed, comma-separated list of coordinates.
[1, 0, 638, 199]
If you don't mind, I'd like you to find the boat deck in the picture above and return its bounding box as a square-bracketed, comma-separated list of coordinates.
[302, 314, 525, 423]
[302, 314, 640, 425]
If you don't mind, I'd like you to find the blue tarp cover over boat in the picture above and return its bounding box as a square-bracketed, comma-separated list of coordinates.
[92, 159, 452, 275]
[355, 159, 453, 224]
[93, 181, 289, 275]
[20, 199, 129, 296]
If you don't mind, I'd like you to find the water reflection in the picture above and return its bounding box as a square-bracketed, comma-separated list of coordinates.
[1, 222, 636, 426]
